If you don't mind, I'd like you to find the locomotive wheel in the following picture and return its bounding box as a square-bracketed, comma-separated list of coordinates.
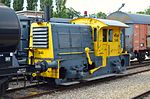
[45, 78, 56, 88]
[59, 67, 67, 79]
[0, 78, 9, 96]
[137, 52, 145, 63]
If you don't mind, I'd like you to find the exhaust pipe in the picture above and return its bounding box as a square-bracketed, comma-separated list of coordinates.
[44, 5, 51, 22]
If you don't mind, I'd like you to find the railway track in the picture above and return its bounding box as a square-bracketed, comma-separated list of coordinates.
[127, 63, 150, 70]
[132, 90, 150, 99]
[2, 62, 150, 99]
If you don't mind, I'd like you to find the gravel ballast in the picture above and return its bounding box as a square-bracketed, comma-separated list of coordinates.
[34, 71, 150, 99]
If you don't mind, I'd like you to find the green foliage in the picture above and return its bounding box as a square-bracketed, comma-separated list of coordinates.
[0, 0, 80, 18]
[41, 0, 53, 6]
[41, 0, 53, 17]
[1, 0, 10, 7]
[96, 12, 106, 19]
[27, 0, 37, 10]
[66, 7, 81, 18]
[89, 14, 97, 18]
[54, 0, 68, 18]
[136, 11, 145, 14]
[145, 7, 150, 15]
[136, 6, 150, 15]
[128, 11, 132, 13]
[53, 0, 80, 18]
[41, 0, 53, 10]
[13, 0, 23, 11]
[89, 12, 106, 19]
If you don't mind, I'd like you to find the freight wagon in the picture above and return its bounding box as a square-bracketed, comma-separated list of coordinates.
[107, 11, 150, 63]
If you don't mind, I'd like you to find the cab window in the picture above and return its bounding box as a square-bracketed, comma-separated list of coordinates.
[94, 28, 97, 42]
[108, 29, 113, 42]
[103, 29, 107, 42]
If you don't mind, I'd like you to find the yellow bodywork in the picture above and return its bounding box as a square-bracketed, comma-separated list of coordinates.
[28, 22, 54, 64]
[39, 60, 60, 78]
[85, 47, 93, 65]
[71, 18, 123, 74]
[28, 22, 59, 78]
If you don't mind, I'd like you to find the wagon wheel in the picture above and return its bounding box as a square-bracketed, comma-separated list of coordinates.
[137, 52, 145, 63]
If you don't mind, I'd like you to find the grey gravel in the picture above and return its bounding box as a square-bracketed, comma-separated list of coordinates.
[33, 71, 150, 99]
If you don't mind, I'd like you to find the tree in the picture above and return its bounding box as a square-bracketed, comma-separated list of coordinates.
[89, 14, 97, 18]
[145, 7, 150, 15]
[1, 0, 10, 7]
[27, 0, 37, 10]
[136, 6, 150, 15]
[41, 0, 53, 17]
[41, 0, 53, 10]
[136, 11, 145, 14]
[40, 0, 80, 18]
[96, 12, 106, 19]
[66, 7, 81, 18]
[128, 11, 132, 14]
[54, 0, 68, 18]
[13, 0, 23, 11]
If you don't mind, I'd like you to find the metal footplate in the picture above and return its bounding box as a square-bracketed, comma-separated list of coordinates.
[82, 74, 122, 81]
[59, 81, 80, 86]
[59, 73, 125, 85]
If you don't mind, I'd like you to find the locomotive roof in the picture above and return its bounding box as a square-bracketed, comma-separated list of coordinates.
[107, 11, 150, 24]
[71, 18, 129, 28]
[50, 18, 71, 23]
[17, 15, 30, 21]
[51, 22, 91, 27]
[97, 18, 129, 27]
[17, 15, 71, 23]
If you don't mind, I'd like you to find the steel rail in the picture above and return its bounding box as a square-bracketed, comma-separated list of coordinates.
[132, 90, 150, 99]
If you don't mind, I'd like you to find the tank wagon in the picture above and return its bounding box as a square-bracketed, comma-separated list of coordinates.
[0, 5, 21, 95]
[107, 11, 150, 63]
[28, 17, 129, 85]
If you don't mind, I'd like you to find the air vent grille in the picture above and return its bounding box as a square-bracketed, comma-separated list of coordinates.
[32, 27, 48, 48]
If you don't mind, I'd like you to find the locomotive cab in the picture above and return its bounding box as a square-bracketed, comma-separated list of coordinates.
[71, 18, 129, 74]
[28, 18, 129, 85]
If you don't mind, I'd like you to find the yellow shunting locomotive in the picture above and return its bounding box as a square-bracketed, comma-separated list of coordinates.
[28, 18, 129, 85]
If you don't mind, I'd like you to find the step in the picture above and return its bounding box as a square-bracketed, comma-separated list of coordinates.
[83, 73, 119, 81]
[59, 81, 80, 86]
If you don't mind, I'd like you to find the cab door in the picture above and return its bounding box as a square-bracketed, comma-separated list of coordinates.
[96, 28, 108, 57]
[108, 27, 121, 56]
[95, 27, 121, 57]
